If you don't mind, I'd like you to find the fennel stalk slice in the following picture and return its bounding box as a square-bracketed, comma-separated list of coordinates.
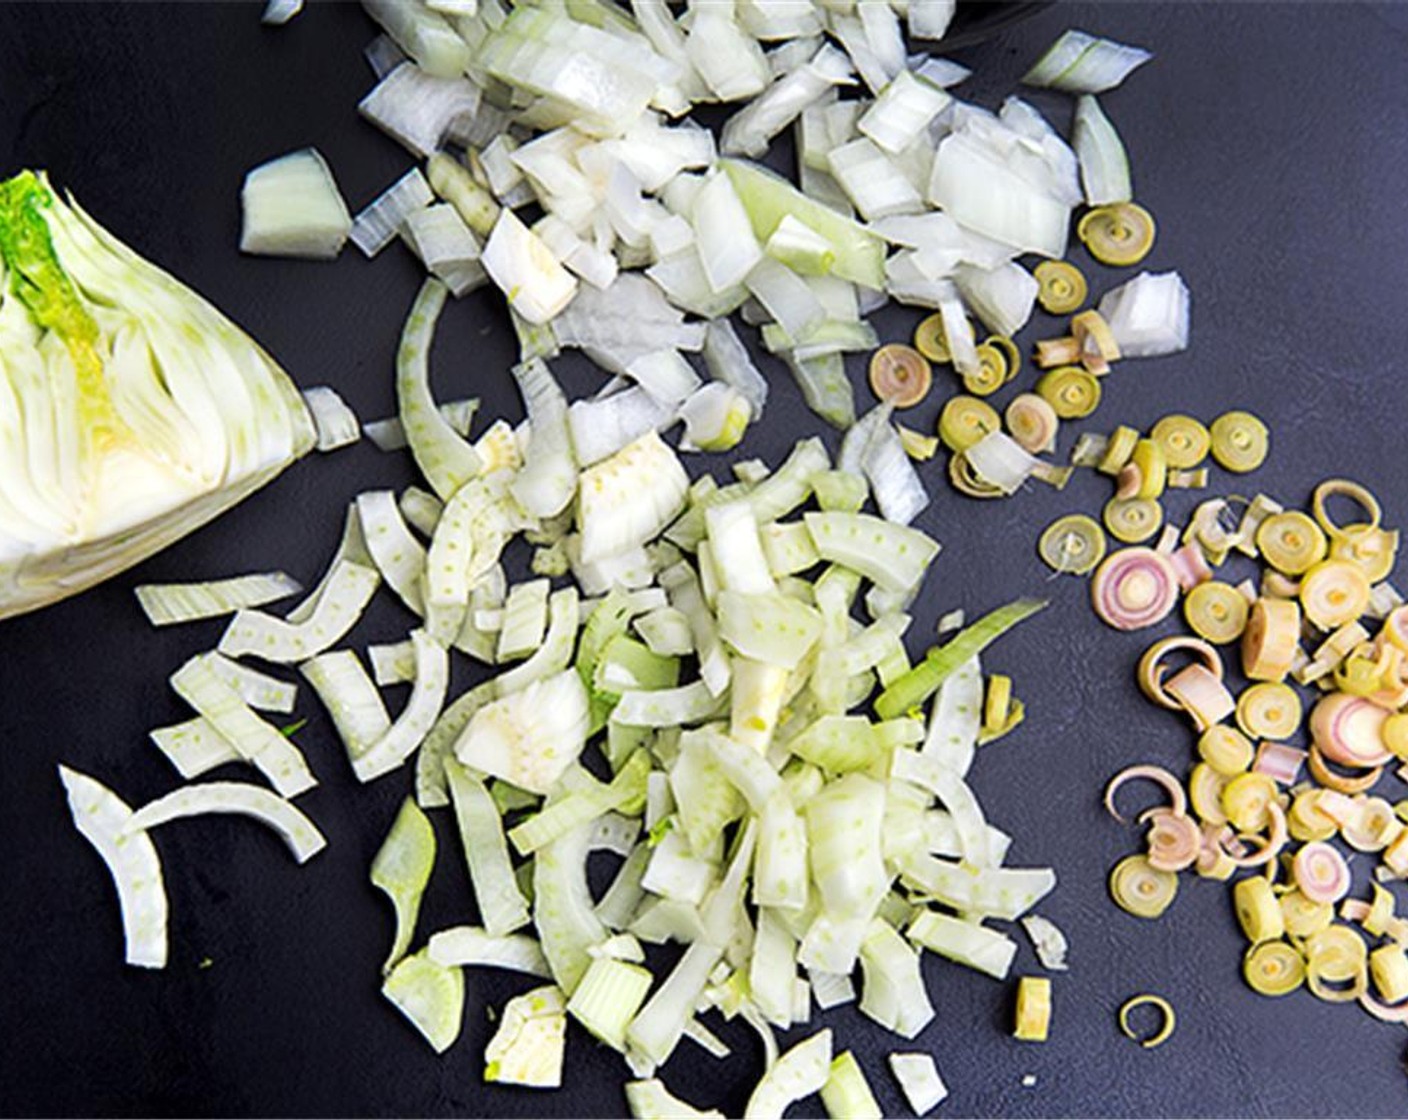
[0, 171, 314, 620]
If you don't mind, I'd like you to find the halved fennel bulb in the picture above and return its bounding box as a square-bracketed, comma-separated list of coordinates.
[0, 171, 315, 619]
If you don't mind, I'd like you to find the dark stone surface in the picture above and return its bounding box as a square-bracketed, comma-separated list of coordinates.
[2, 2, 1407, 1116]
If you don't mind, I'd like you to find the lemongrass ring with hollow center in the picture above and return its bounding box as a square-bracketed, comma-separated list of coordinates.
[1299, 559, 1371, 630]
[1097, 425, 1140, 475]
[1235, 682, 1302, 741]
[1209, 411, 1269, 474]
[1038, 514, 1106, 576]
[1281, 888, 1334, 938]
[868, 344, 932, 408]
[1137, 636, 1224, 709]
[1294, 841, 1351, 905]
[985, 335, 1022, 383]
[963, 343, 1008, 397]
[1184, 581, 1249, 644]
[1144, 810, 1200, 872]
[1071, 309, 1121, 374]
[1244, 941, 1305, 997]
[937, 394, 1000, 453]
[1109, 854, 1178, 919]
[1328, 524, 1399, 584]
[1006, 393, 1058, 454]
[1149, 414, 1210, 470]
[1220, 801, 1288, 869]
[1079, 202, 1156, 266]
[1221, 771, 1278, 832]
[1104, 763, 1188, 823]
[1104, 497, 1162, 544]
[1118, 994, 1175, 1048]
[1312, 478, 1382, 540]
[1033, 260, 1087, 314]
[1188, 762, 1230, 825]
[948, 451, 1005, 499]
[1036, 366, 1102, 419]
[1256, 511, 1327, 576]
[913, 313, 952, 363]
[1310, 691, 1391, 768]
[1092, 548, 1180, 631]
[1341, 797, 1401, 853]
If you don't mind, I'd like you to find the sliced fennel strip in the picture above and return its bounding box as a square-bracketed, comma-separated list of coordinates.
[134, 571, 302, 626]
[124, 781, 327, 863]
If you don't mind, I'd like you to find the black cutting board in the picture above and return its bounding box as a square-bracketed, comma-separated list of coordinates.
[3, 2, 1408, 1116]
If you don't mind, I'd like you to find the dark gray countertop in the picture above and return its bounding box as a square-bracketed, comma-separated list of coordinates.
[3, 2, 1408, 1116]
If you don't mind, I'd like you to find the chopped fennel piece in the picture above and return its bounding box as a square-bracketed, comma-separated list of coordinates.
[299, 650, 391, 765]
[751, 905, 800, 1027]
[134, 571, 302, 627]
[692, 168, 765, 293]
[613, 680, 725, 728]
[859, 70, 951, 155]
[921, 655, 982, 774]
[509, 753, 650, 856]
[217, 558, 378, 664]
[860, 416, 929, 527]
[535, 820, 610, 995]
[350, 167, 434, 257]
[1022, 914, 1070, 972]
[497, 587, 581, 695]
[678, 384, 752, 454]
[371, 797, 436, 973]
[239, 147, 351, 259]
[302, 386, 361, 451]
[626, 349, 702, 407]
[59, 765, 168, 968]
[363, 398, 478, 453]
[382, 950, 464, 1054]
[716, 590, 822, 670]
[889, 1052, 949, 1116]
[1098, 271, 1191, 358]
[355, 489, 427, 615]
[1023, 29, 1153, 93]
[403, 203, 484, 296]
[428, 926, 550, 977]
[426, 151, 499, 237]
[444, 758, 531, 936]
[641, 828, 716, 906]
[125, 781, 326, 864]
[364, 33, 407, 81]
[567, 956, 654, 1050]
[485, 985, 567, 1089]
[1073, 94, 1132, 206]
[496, 578, 550, 662]
[455, 669, 589, 795]
[625, 1078, 725, 1120]
[744, 1028, 832, 1120]
[359, 62, 481, 159]
[821, 1051, 882, 1120]
[803, 512, 940, 593]
[482, 208, 577, 326]
[578, 432, 689, 566]
[169, 654, 316, 798]
[746, 256, 828, 342]
[858, 918, 935, 1039]
[261, 0, 302, 26]
[511, 357, 578, 519]
[892, 750, 996, 867]
[150, 718, 240, 780]
[568, 389, 673, 468]
[350, 629, 449, 783]
[903, 856, 1056, 924]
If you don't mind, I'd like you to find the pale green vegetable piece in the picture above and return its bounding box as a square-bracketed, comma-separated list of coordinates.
[455, 668, 590, 794]
[0, 171, 315, 621]
[59, 765, 168, 969]
[496, 587, 581, 696]
[444, 758, 531, 937]
[355, 489, 427, 615]
[216, 559, 380, 664]
[352, 628, 450, 783]
[134, 571, 302, 626]
[395, 279, 481, 502]
[124, 781, 326, 864]
[382, 950, 464, 1054]
[149, 717, 240, 780]
[239, 147, 350, 259]
[497, 578, 551, 662]
[299, 649, 390, 766]
[625, 1078, 725, 1120]
[729, 657, 789, 753]
[612, 680, 727, 728]
[821, 1051, 882, 1120]
[508, 750, 650, 856]
[890, 1052, 948, 1116]
[634, 606, 695, 657]
[803, 512, 940, 593]
[485, 985, 567, 1089]
[371, 797, 436, 973]
[902, 854, 1056, 923]
[535, 820, 609, 995]
[750, 905, 800, 1028]
[414, 680, 495, 810]
[857, 918, 934, 1039]
[906, 909, 1017, 979]
[715, 590, 823, 670]
[427, 926, 550, 978]
[578, 432, 689, 565]
[754, 790, 809, 911]
[424, 477, 513, 644]
[509, 356, 577, 518]
[205, 653, 298, 714]
[891, 749, 996, 867]
[744, 1028, 833, 1120]
[567, 956, 655, 1050]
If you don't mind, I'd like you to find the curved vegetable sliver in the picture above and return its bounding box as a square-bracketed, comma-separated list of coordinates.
[135, 571, 302, 627]
[1118, 994, 1175, 1048]
[353, 628, 449, 784]
[125, 781, 326, 863]
[371, 797, 436, 973]
[382, 949, 464, 1054]
[218, 559, 380, 664]
[744, 1028, 832, 1120]
[59, 765, 168, 969]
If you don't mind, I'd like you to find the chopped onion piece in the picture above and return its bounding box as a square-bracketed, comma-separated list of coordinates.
[889, 1052, 948, 1116]
[359, 62, 482, 159]
[1073, 94, 1132, 206]
[350, 167, 434, 258]
[1023, 29, 1152, 93]
[482, 209, 578, 325]
[1098, 271, 1190, 358]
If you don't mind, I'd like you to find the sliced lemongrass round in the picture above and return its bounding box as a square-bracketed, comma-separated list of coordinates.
[947, 451, 1005, 499]
[1110, 854, 1178, 919]
[1092, 548, 1179, 631]
[1104, 764, 1187, 824]
[1168, 467, 1209, 489]
[1384, 713, 1408, 761]
[1255, 511, 1327, 576]
[1369, 944, 1408, 1004]
[1308, 745, 1383, 795]
[962, 343, 1007, 397]
[1103, 497, 1162, 544]
[1221, 771, 1277, 832]
[1188, 763, 1230, 825]
[1293, 841, 1351, 905]
[1164, 664, 1234, 731]
[1251, 740, 1306, 786]
[1243, 941, 1305, 997]
[1079, 202, 1155, 266]
[1198, 725, 1255, 775]
[1006, 393, 1059, 455]
[1310, 691, 1391, 768]
[1233, 876, 1284, 942]
[1036, 366, 1101, 419]
[1328, 524, 1398, 584]
[1281, 889, 1335, 939]
[1241, 597, 1301, 682]
[986, 335, 1022, 382]
[1148, 414, 1209, 470]
[913, 312, 954, 363]
[1332, 650, 1388, 698]
[1222, 801, 1288, 870]
[1113, 463, 1142, 502]
[1311, 478, 1382, 539]
[1384, 605, 1408, 653]
[938, 395, 1000, 453]
[1128, 439, 1166, 500]
[1034, 260, 1087, 314]
[1195, 823, 1237, 880]
[1038, 514, 1107, 575]
[1235, 682, 1302, 741]
[868, 344, 932, 408]
[1304, 924, 1368, 999]
[1208, 411, 1269, 473]
[1288, 789, 1339, 843]
[1096, 425, 1140, 475]
[1184, 581, 1249, 645]
[1299, 559, 1371, 629]
[1137, 635, 1223, 706]
[1144, 810, 1200, 872]
[1118, 994, 1175, 1049]
[1341, 797, 1400, 853]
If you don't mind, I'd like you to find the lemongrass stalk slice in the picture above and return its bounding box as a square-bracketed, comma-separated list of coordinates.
[1328, 524, 1399, 585]
[1005, 393, 1058, 455]
[1222, 801, 1289, 869]
[963, 342, 1008, 397]
[1184, 581, 1249, 644]
[1118, 994, 1175, 1048]
[58, 766, 168, 969]
[217, 559, 379, 664]
[372, 797, 436, 973]
[1234, 681, 1301, 741]
[1013, 975, 1052, 1042]
[352, 629, 449, 783]
[1071, 308, 1121, 372]
[1255, 510, 1326, 576]
[134, 571, 302, 627]
[1233, 875, 1285, 942]
[1077, 202, 1155, 267]
[1241, 597, 1301, 682]
[1310, 691, 1391, 767]
[1144, 810, 1200, 872]
[937, 394, 1000, 453]
[1342, 797, 1402, 853]
[1109, 854, 1177, 919]
[1033, 260, 1086, 314]
[1104, 497, 1162, 544]
[1252, 741, 1307, 787]
[867, 344, 931, 408]
[382, 950, 464, 1054]
[888, 1052, 948, 1116]
[125, 780, 325, 863]
[1036, 366, 1101, 419]
[1222, 770, 1278, 832]
[1104, 764, 1188, 824]
[1198, 725, 1255, 775]
[1035, 336, 1080, 369]
[1037, 514, 1105, 576]
[1311, 477, 1382, 539]
[1207, 410, 1269, 473]
[1309, 746, 1384, 795]
[1368, 944, 1408, 1004]
[1299, 559, 1371, 629]
[1091, 547, 1178, 631]
[169, 654, 316, 797]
